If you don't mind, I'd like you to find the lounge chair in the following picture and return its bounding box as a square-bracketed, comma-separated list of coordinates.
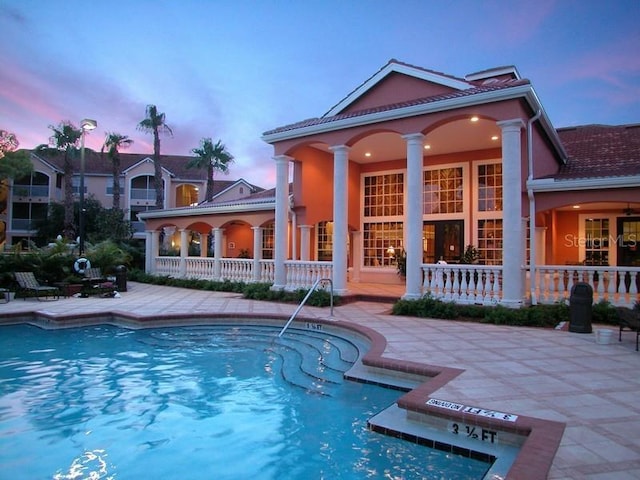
[14, 272, 60, 301]
[615, 306, 640, 351]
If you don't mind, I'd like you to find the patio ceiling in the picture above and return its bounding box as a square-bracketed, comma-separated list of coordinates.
[309, 118, 501, 164]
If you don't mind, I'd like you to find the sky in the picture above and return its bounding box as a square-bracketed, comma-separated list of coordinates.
[1, 0, 639, 189]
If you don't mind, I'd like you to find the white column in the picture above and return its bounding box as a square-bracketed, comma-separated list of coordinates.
[200, 233, 208, 258]
[252, 226, 263, 282]
[273, 155, 291, 289]
[402, 133, 425, 299]
[179, 229, 188, 277]
[498, 119, 525, 307]
[145, 230, 155, 273]
[299, 225, 312, 261]
[213, 227, 223, 279]
[329, 145, 349, 294]
[151, 230, 160, 273]
[350, 230, 362, 283]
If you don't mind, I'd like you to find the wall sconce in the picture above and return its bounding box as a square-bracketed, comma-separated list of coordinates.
[386, 246, 396, 258]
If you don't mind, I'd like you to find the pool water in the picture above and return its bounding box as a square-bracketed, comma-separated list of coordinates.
[0, 324, 490, 479]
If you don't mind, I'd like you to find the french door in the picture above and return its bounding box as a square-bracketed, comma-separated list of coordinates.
[423, 220, 464, 264]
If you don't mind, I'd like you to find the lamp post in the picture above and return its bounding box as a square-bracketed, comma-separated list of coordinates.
[79, 118, 97, 256]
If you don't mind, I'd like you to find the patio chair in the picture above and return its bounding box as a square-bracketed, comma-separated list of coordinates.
[84, 267, 107, 285]
[615, 306, 640, 351]
[14, 272, 60, 301]
[81, 267, 115, 297]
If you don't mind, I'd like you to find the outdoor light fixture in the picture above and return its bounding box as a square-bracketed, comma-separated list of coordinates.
[386, 246, 396, 257]
[79, 118, 97, 256]
[470, 115, 479, 122]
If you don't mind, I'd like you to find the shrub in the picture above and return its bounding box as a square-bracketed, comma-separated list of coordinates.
[392, 294, 571, 328]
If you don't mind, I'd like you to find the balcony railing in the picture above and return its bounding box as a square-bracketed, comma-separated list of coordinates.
[12, 185, 49, 198]
[131, 188, 156, 200]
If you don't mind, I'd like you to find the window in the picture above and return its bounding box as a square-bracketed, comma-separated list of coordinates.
[423, 167, 463, 214]
[106, 181, 126, 195]
[477, 219, 502, 265]
[131, 175, 157, 200]
[317, 221, 333, 261]
[584, 218, 609, 266]
[13, 172, 49, 197]
[363, 222, 403, 267]
[364, 173, 404, 217]
[478, 164, 502, 212]
[72, 176, 88, 195]
[262, 223, 274, 259]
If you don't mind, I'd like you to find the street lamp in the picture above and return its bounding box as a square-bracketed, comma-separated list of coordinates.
[79, 118, 97, 256]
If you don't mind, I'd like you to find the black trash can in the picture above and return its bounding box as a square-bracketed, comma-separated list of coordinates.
[114, 265, 127, 292]
[569, 282, 593, 333]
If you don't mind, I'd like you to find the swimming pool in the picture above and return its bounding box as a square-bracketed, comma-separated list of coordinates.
[0, 323, 493, 479]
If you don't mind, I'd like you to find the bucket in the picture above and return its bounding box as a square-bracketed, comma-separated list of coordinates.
[595, 329, 614, 345]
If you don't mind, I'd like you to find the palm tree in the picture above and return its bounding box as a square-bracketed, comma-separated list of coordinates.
[187, 138, 234, 202]
[137, 105, 172, 209]
[102, 133, 133, 209]
[36, 121, 81, 240]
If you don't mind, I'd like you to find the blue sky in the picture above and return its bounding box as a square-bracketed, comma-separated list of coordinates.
[1, 0, 638, 188]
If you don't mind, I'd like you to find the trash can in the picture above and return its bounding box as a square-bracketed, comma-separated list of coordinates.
[114, 265, 127, 292]
[569, 282, 592, 333]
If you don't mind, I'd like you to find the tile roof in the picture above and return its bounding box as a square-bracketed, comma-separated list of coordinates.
[262, 78, 530, 137]
[31, 150, 208, 180]
[555, 124, 640, 179]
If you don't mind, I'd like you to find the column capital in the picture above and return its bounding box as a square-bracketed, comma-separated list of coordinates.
[401, 132, 425, 143]
[497, 118, 525, 131]
[273, 154, 293, 165]
[329, 144, 350, 154]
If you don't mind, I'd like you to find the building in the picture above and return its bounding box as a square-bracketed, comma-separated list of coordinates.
[1, 149, 262, 248]
[139, 59, 640, 307]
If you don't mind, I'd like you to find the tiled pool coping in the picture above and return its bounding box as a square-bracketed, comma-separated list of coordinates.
[0, 309, 564, 480]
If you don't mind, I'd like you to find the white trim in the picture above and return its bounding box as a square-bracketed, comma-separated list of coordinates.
[325, 62, 472, 117]
[529, 175, 640, 192]
[138, 200, 275, 219]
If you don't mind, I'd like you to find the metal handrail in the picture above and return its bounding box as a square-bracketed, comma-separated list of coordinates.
[277, 277, 333, 337]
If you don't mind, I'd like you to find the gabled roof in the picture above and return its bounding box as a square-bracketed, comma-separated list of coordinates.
[207, 178, 265, 202]
[324, 59, 474, 117]
[555, 124, 640, 179]
[29, 150, 208, 181]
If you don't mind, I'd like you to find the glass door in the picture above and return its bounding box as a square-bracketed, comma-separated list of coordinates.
[423, 220, 464, 263]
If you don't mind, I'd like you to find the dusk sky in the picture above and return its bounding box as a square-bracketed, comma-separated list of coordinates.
[1, 0, 639, 188]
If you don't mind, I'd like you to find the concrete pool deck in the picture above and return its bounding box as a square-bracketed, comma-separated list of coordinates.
[1, 282, 639, 479]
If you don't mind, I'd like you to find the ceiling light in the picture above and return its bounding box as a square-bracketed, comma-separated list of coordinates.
[572, 205, 580, 209]
[364, 152, 371, 157]
[491, 135, 499, 141]
[424, 144, 431, 150]
[470, 116, 479, 122]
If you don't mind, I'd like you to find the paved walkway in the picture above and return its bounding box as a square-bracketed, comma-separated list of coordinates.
[1, 282, 639, 479]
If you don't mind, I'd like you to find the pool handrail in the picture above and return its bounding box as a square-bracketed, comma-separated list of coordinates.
[277, 277, 333, 337]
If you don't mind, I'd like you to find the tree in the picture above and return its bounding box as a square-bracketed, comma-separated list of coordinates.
[137, 105, 172, 209]
[33, 196, 134, 246]
[35, 122, 82, 240]
[102, 132, 133, 209]
[187, 138, 234, 202]
[0, 129, 32, 180]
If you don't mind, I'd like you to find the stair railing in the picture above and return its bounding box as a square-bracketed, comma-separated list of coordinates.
[277, 278, 333, 337]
